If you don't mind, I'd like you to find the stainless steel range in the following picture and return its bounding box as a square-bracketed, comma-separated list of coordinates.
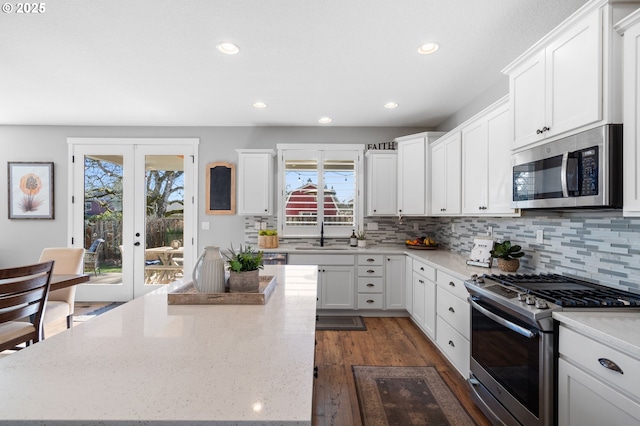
[464, 273, 640, 426]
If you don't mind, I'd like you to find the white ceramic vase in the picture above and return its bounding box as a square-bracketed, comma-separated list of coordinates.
[192, 246, 226, 293]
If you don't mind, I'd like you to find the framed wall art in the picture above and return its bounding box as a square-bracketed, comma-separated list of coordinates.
[206, 162, 235, 215]
[8, 162, 54, 219]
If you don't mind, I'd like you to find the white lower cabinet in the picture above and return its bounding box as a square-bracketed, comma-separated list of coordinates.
[558, 325, 640, 426]
[288, 254, 355, 309]
[404, 256, 413, 314]
[357, 255, 383, 309]
[408, 255, 471, 378]
[385, 255, 405, 310]
[411, 259, 436, 339]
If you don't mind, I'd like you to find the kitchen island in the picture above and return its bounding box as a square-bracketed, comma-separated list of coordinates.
[0, 265, 318, 425]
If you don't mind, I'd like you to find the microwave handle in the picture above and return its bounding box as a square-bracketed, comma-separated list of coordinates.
[561, 152, 569, 197]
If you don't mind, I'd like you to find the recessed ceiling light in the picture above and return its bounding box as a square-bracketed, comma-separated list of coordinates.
[417, 42, 439, 55]
[253, 102, 267, 109]
[318, 117, 333, 124]
[216, 42, 239, 55]
[384, 102, 399, 109]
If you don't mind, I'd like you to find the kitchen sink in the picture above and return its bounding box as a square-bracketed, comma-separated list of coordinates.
[294, 246, 352, 250]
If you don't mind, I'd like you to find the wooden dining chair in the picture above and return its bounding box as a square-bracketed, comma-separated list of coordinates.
[38, 248, 85, 329]
[0, 261, 54, 353]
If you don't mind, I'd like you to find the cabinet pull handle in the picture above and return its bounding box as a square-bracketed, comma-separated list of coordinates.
[542, 126, 550, 132]
[448, 307, 455, 313]
[449, 281, 456, 287]
[366, 283, 374, 287]
[420, 267, 424, 271]
[367, 258, 375, 262]
[367, 269, 375, 273]
[598, 358, 624, 374]
[536, 128, 543, 134]
[367, 299, 374, 304]
[419, 279, 424, 284]
[448, 340, 455, 347]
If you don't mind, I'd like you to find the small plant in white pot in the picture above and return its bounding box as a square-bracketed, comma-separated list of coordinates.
[356, 230, 367, 248]
[223, 244, 264, 293]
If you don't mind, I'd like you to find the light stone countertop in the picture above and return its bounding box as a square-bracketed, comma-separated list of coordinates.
[270, 244, 492, 281]
[553, 311, 640, 358]
[0, 265, 318, 425]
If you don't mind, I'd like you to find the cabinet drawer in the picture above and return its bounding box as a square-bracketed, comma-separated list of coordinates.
[436, 316, 470, 376]
[559, 326, 640, 399]
[288, 254, 355, 265]
[436, 270, 466, 300]
[358, 293, 383, 309]
[436, 289, 470, 340]
[358, 255, 383, 265]
[412, 260, 436, 281]
[357, 277, 384, 293]
[357, 265, 384, 277]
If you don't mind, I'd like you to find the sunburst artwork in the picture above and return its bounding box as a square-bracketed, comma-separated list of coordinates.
[8, 162, 54, 219]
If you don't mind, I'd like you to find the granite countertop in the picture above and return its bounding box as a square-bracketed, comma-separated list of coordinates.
[0, 265, 318, 425]
[553, 311, 640, 358]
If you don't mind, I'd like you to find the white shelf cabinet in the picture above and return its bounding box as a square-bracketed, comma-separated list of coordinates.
[385, 255, 405, 310]
[365, 151, 397, 216]
[395, 132, 444, 216]
[617, 9, 640, 216]
[461, 97, 518, 216]
[558, 325, 640, 426]
[431, 132, 461, 216]
[504, 2, 635, 151]
[236, 149, 275, 215]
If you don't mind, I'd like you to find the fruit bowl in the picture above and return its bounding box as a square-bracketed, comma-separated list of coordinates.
[405, 236, 438, 250]
[405, 243, 438, 250]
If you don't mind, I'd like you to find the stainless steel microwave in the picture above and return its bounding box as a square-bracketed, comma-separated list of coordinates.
[511, 124, 623, 209]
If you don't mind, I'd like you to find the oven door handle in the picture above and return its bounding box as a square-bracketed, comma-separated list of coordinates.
[469, 297, 538, 339]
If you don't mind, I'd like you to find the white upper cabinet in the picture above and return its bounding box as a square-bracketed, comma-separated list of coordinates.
[617, 8, 640, 216]
[431, 132, 461, 216]
[236, 149, 275, 215]
[504, 1, 636, 151]
[365, 151, 397, 216]
[395, 132, 444, 216]
[462, 97, 519, 216]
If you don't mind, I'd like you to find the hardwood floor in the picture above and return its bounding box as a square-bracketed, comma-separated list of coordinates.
[313, 316, 491, 426]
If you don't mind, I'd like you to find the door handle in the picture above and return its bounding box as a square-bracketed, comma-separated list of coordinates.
[134, 242, 141, 246]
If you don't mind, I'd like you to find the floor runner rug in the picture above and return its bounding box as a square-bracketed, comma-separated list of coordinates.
[316, 315, 367, 331]
[353, 365, 476, 426]
[74, 302, 124, 323]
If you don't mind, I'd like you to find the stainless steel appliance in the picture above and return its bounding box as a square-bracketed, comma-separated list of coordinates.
[262, 252, 288, 265]
[464, 273, 640, 426]
[512, 124, 622, 209]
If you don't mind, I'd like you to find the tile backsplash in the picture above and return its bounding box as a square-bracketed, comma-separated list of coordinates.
[245, 211, 640, 292]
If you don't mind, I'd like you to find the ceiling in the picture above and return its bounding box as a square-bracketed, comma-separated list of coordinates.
[0, 0, 590, 128]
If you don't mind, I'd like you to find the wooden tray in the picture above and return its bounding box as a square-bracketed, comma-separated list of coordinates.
[167, 275, 277, 305]
[405, 244, 438, 250]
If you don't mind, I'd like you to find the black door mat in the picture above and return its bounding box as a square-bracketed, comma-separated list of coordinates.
[316, 315, 367, 331]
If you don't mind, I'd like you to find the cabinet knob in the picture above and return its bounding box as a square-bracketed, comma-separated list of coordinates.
[598, 358, 624, 374]
[373, 209, 377, 212]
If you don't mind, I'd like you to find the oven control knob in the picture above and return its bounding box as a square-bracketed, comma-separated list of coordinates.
[517, 293, 527, 302]
[535, 299, 549, 309]
[525, 295, 536, 305]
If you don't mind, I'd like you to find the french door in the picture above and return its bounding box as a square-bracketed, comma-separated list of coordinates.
[68, 138, 198, 301]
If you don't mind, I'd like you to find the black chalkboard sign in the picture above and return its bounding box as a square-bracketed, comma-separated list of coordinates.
[206, 162, 235, 215]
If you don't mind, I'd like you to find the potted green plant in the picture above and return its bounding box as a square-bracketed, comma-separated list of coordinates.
[356, 230, 367, 248]
[258, 229, 279, 248]
[490, 240, 524, 272]
[223, 244, 264, 293]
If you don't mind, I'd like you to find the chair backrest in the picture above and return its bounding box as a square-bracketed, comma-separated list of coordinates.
[38, 248, 85, 305]
[39, 248, 85, 275]
[0, 261, 54, 347]
[88, 239, 105, 254]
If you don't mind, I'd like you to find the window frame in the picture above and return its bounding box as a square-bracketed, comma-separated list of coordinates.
[277, 144, 364, 238]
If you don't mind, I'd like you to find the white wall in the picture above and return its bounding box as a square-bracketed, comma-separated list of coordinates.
[0, 125, 428, 267]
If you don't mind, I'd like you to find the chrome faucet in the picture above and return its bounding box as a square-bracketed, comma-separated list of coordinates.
[320, 221, 324, 247]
